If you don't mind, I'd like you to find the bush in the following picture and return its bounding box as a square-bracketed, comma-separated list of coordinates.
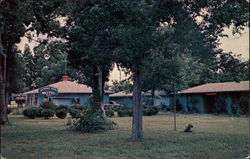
[69, 108, 82, 118]
[23, 107, 39, 119]
[118, 106, 132, 117]
[41, 109, 55, 119]
[57, 105, 69, 111]
[40, 101, 57, 110]
[35, 107, 44, 117]
[7, 108, 12, 115]
[56, 109, 67, 119]
[74, 109, 116, 133]
[143, 105, 160, 116]
[71, 105, 86, 111]
[160, 103, 169, 112]
[105, 110, 115, 117]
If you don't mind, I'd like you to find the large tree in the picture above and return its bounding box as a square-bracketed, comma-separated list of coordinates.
[0, 0, 64, 124]
[19, 41, 76, 92]
[113, 0, 248, 141]
[63, 0, 122, 116]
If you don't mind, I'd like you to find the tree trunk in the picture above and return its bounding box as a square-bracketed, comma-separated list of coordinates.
[98, 66, 106, 118]
[131, 70, 143, 141]
[0, 52, 8, 125]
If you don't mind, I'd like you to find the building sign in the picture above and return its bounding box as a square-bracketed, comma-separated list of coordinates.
[39, 86, 58, 96]
[206, 93, 217, 96]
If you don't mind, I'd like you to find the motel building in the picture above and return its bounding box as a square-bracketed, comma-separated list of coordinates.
[24, 76, 110, 107]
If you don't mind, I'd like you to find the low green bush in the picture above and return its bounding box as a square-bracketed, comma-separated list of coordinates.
[118, 106, 132, 117]
[142, 105, 160, 116]
[41, 109, 55, 119]
[57, 105, 69, 111]
[74, 110, 116, 133]
[23, 107, 39, 119]
[7, 108, 12, 115]
[40, 101, 57, 111]
[56, 109, 67, 119]
[160, 103, 169, 112]
[69, 108, 82, 118]
[105, 110, 115, 117]
[71, 105, 85, 111]
[35, 107, 44, 117]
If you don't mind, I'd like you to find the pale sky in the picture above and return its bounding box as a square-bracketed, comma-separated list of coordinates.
[17, 27, 249, 83]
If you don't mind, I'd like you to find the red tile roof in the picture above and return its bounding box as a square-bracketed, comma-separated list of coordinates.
[24, 81, 93, 94]
[179, 81, 249, 94]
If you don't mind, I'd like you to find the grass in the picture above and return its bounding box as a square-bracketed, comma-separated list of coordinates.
[1, 113, 249, 159]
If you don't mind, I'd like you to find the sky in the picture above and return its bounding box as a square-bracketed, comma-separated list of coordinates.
[17, 27, 249, 83]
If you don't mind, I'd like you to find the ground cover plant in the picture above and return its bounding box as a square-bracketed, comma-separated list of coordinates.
[1, 113, 249, 159]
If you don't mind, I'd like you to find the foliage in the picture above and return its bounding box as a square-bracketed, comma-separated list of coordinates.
[35, 107, 44, 117]
[40, 101, 57, 111]
[105, 110, 115, 118]
[118, 106, 133, 117]
[69, 108, 82, 119]
[64, 0, 114, 89]
[7, 108, 12, 115]
[70, 105, 85, 111]
[143, 105, 160, 116]
[56, 105, 69, 111]
[41, 109, 55, 119]
[23, 107, 39, 119]
[55, 109, 67, 119]
[160, 103, 170, 112]
[109, 79, 133, 93]
[213, 95, 227, 114]
[20, 42, 77, 91]
[74, 109, 116, 133]
[212, 53, 249, 83]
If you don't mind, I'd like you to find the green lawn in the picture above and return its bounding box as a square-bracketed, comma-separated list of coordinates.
[1, 113, 249, 159]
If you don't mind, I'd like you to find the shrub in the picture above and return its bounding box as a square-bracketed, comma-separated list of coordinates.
[69, 108, 82, 118]
[118, 106, 132, 117]
[71, 105, 86, 111]
[40, 101, 57, 111]
[41, 109, 55, 119]
[56, 109, 67, 119]
[23, 107, 39, 119]
[74, 109, 116, 133]
[105, 110, 115, 117]
[35, 107, 44, 117]
[57, 105, 69, 111]
[23, 109, 28, 117]
[74, 93, 117, 133]
[160, 103, 169, 112]
[7, 108, 12, 115]
[143, 105, 160, 116]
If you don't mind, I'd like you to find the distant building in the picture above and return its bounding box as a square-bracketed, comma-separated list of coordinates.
[177, 81, 249, 114]
[109, 91, 170, 106]
[24, 76, 110, 107]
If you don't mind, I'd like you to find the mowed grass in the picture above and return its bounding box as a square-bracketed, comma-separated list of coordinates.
[1, 113, 249, 159]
